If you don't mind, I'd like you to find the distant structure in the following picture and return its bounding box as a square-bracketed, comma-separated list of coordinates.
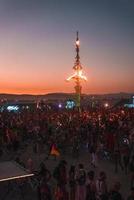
[124, 95, 134, 108]
[67, 32, 87, 110]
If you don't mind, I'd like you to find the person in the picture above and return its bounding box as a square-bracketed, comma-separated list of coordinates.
[53, 160, 67, 186]
[90, 145, 97, 168]
[76, 163, 86, 200]
[33, 142, 38, 154]
[127, 187, 134, 200]
[114, 148, 123, 173]
[38, 162, 51, 182]
[45, 140, 53, 160]
[86, 170, 96, 200]
[69, 165, 76, 200]
[96, 171, 108, 200]
[122, 144, 130, 174]
[54, 160, 68, 200]
[55, 185, 69, 200]
[27, 158, 34, 172]
[40, 178, 52, 200]
[109, 181, 123, 200]
[129, 156, 134, 188]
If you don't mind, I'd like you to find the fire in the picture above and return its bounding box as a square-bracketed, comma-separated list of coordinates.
[67, 69, 87, 81]
[66, 31, 87, 109]
[76, 40, 80, 46]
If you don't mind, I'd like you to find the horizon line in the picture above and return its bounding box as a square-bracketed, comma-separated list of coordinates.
[0, 91, 133, 96]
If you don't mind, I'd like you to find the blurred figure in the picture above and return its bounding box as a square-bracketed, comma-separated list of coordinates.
[96, 171, 108, 200]
[38, 162, 51, 182]
[40, 178, 52, 200]
[76, 164, 86, 200]
[69, 165, 76, 200]
[37, 162, 51, 200]
[129, 156, 134, 188]
[127, 187, 134, 200]
[27, 158, 34, 172]
[90, 145, 97, 168]
[54, 160, 68, 200]
[114, 148, 123, 173]
[86, 170, 96, 200]
[122, 144, 130, 174]
[109, 181, 123, 200]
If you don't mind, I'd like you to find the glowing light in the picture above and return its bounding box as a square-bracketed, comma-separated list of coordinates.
[76, 40, 80, 46]
[0, 173, 34, 182]
[66, 100, 75, 109]
[7, 105, 19, 111]
[104, 103, 109, 108]
[67, 70, 87, 81]
[121, 110, 125, 114]
[58, 103, 62, 108]
[66, 32, 87, 109]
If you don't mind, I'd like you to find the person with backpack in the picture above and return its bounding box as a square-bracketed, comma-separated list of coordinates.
[86, 170, 96, 200]
[76, 163, 86, 200]
[96, 171, 108, 200]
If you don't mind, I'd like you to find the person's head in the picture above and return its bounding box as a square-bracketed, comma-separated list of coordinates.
[40, 162, 46, 169]
[112, 181, 121, 191]
[99, 171, 106, 181]
[79, 163, 84, 169]
[87, 170, 95, 181]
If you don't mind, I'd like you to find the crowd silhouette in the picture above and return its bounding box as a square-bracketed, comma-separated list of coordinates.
[0, 107, 134, 199]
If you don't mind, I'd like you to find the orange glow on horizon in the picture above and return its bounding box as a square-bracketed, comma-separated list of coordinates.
[0, 1, 133, 96]
[0, 84, 133, 95]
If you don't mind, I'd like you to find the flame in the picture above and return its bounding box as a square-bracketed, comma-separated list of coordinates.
[67, 69, 87, 81]
[76, 40, 80, 46]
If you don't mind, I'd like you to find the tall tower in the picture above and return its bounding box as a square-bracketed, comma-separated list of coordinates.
[67, 32, 87, 110]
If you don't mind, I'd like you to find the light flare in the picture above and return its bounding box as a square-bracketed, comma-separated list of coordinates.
[67, 70, 87, 81]
[76, 40, 80, 46]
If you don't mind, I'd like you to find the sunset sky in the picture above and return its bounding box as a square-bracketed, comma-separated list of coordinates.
[0, 0, 134, 94]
